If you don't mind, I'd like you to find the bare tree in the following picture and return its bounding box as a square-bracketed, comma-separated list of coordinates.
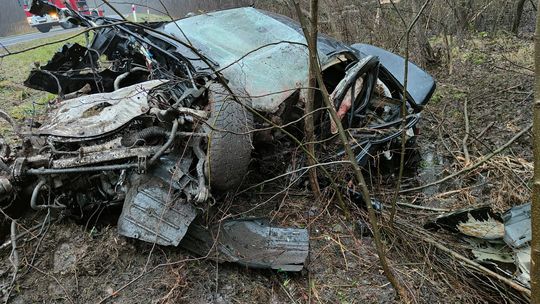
[0, 1, 29, 36]
[304, 0, 321, 198]
[291, 0, 408, 299]
[532, 0, 540, 301]
[513, 0, 527, 34]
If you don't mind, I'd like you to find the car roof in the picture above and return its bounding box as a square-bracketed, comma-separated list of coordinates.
[162, 7, 356, 113]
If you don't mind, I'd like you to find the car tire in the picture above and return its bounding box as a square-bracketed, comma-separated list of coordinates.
[59, 21, 76, 29]
[36, 25, 52, 33]
[206, 83, 253, 191]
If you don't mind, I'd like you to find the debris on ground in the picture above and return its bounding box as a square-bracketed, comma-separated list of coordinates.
[426, 203, 531, 289]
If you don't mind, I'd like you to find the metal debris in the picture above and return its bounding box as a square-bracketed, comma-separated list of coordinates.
[118, 175, 197, 247]
[180, 219, 309, 271]
[428, 204, 532, 289]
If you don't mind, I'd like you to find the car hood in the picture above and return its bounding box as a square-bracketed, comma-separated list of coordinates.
[161, 7, 353, 113]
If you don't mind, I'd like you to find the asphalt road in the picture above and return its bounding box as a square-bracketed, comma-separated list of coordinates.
[0, 15, 124, 48]
[0, 27, 81, 48]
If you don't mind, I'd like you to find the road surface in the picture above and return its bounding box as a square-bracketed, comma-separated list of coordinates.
[0, 27, 81, 48]
[0, 15, 123, 48]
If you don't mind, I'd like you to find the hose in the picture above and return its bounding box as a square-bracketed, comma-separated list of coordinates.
[30, 180, 65, 210]
[120, 126, 168, 147]
[113, 67, 148, 91]
[149, 119, 179, 166]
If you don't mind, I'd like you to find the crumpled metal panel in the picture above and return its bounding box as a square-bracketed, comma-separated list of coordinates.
[503, 203, 531, 248]
[515, 245, 531, 287]
[117, 175, 197, 246]
[36, 80, 166, 138]
[163, 8, 331, 113]
[180, 219, 309, 271]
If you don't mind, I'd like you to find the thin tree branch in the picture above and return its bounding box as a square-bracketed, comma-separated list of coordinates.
[389, 0, 431, 225]
[401, 123, 532, 193]
[291, 0, 407, 299]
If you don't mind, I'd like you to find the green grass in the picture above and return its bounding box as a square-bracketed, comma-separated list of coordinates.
[0, 14, 171, 135]
[0, 31, 86, 136]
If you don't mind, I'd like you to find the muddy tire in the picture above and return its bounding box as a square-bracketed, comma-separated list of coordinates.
[206, 83, 252, 191]
[36, 24, 52, 33]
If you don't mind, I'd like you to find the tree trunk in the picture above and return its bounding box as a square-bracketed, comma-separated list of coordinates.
[411, 0, 436, 66]
[291, 0, 408, 299]
[450, 0, 473, 34]
[305, 0, 321, 198]
[532, 0, 540, 302]
[513, 0, 527, 34]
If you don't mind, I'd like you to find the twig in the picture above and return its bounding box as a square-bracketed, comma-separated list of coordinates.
[396, 202, 450, 212]
[474, 121, 495, 140]
[101, 0, 128, 21]
[157, 0, 193, 46]
[401, 123, 532, 193]
[5, 220, 19, 303]
[462, 98, 471, 165]
[390, 0, 432, 225]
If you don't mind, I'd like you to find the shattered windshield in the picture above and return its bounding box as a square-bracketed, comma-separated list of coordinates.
[163, 7, 330, 113]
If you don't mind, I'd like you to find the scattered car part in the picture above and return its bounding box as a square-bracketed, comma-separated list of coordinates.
[503, 203, 531, 248]
[425, 205, 504, 240]
[428, 204, 532, 289]
[118, 174, 197, 246]
[180, 219, 309, 271]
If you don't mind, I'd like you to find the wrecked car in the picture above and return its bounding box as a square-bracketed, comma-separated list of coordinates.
[0, 3, 435, 271]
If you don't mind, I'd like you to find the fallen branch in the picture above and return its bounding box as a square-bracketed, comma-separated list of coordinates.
[396, 202, 450, 212]
[400, 123, 532, 193]
[462, 98, 471, 165]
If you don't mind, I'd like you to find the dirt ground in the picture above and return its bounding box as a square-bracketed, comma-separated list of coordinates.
[0, 29, 534, 304]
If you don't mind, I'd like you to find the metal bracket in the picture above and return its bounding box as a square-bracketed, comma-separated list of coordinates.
[12, 157, 27, 183]
[136, 155, 147, 174]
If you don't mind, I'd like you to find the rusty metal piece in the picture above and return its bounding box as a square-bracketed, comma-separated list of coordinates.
[52, 146, 159, 169]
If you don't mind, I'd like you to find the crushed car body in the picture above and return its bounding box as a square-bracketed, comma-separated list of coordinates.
[0, 1, 436, 271]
